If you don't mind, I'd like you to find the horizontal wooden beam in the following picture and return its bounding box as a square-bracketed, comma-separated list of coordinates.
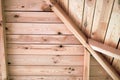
[88, 39, 120, 59]
[48, 1, 120, 80]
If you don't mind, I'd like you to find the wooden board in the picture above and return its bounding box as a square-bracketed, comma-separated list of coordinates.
[8, 76, 83, 80]
[6, 35, 80, 44]
[5, 12, 62, 23]
[5, 23, 72, 35]
[69, 0, 84, 29]
[0, 0, 8, 79]
[91, 0, 114, 42]
[0, 76, 113, 80]
[8, 66, 83, 76]
[7, 55, 84, 66]
[7, 44, 84, 55]
[82, 0, 96, 37]
[104, 0, 120, 75]
[4, 0, 51, 11]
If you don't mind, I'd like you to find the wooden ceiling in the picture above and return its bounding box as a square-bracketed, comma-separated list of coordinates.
[0, 0, 120, 80]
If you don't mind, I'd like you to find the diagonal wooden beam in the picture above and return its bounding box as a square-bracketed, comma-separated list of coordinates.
[88, 39, 120, 59]
[48, 1, 120, 80]
[0, 0, 8, 80]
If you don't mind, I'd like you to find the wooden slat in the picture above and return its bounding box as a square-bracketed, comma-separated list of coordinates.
[0, 0, 8, 80]
[6, 35, 80, 44]
[104, 0, 120, 75]
[50, 1, 120, 80]
[91, 0, 114, 42]
[82, 0, 96, 37]
[7, 44, 84, 55]
[6, 65, 111, 76]
[105, 0, 120, 48]
[0, 76, 113, 80]
[69, 0, 84, 29]
[8, 76, 83, 80]
[4, 0, 51, 11]
[88, 39, 120, 59]
[112, 43, 120, 74]
[6, 23, 72, 35]
[7, 55, 84, 66]
[5, 12, 61, 23]
[8, 66, 83, 76]
[83, 50, 90, 80]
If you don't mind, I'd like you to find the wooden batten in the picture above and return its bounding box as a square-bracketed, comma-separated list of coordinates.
[83, 49, 90, 80]
[88, 39, 120, 59]
[0, 0, 8, 80]
[49, 1, 120, 80]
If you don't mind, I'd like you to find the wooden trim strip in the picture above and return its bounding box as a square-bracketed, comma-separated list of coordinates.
[49, 1, 120, 80]
[83, 49, 90, 80]
[88, 39, 120, 59]
[0, 0, 8, 80]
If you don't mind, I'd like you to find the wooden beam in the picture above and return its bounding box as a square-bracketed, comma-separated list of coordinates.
[83, 49, 90, 80]
[88, 39, 120, 59]
[0, 0, 8, 80]
[48, 1, 120, 80]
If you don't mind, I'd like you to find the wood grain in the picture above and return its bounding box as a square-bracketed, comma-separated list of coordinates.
[6, 35, 80, 44]
[4, 0, 51, 11]
[5, 23, 72, 35]
[83, 50, 90, 80]
[104, 0, 120, 75]
[50, 2, 120, 80]
[7, 55, 84, 66]
[5, 12, 61, 23]
[69, 0, 84, 29]
[8, 76, 82, 80]
[8, 66, 83, 76]
[7, 44, 84, 55]
[91, 0, 114, 42]
[0, 0, 8, 80]
[82, 0, 96, 37]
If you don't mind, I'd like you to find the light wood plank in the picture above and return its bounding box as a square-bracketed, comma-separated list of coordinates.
[0, 76, 113, 80]
[89, 39, 120, 59]
[8, 76, 82, 80]
[5, 12, 61, 23]
[8, 55, 84, 66]
[105, 0, 120, 48]
[0, 76, 114, 80]
[6, 23, 72, 35]
[8, 66, 83, 76]
[91, 0, 114, 42]
[69, 0, 84, 29]
[4, 0, 51, 11]
[104, 0, 120, 75]
[112, 42, 120, 74]
[0, 0, 8, 80]
[50, 2, 120, 80]
[7, 44, 84, 55]
[7, 35, 80, 44]
[82, 0, 96, 37]
[83, 49, 90, 80]
[6, 66, 111, 76]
